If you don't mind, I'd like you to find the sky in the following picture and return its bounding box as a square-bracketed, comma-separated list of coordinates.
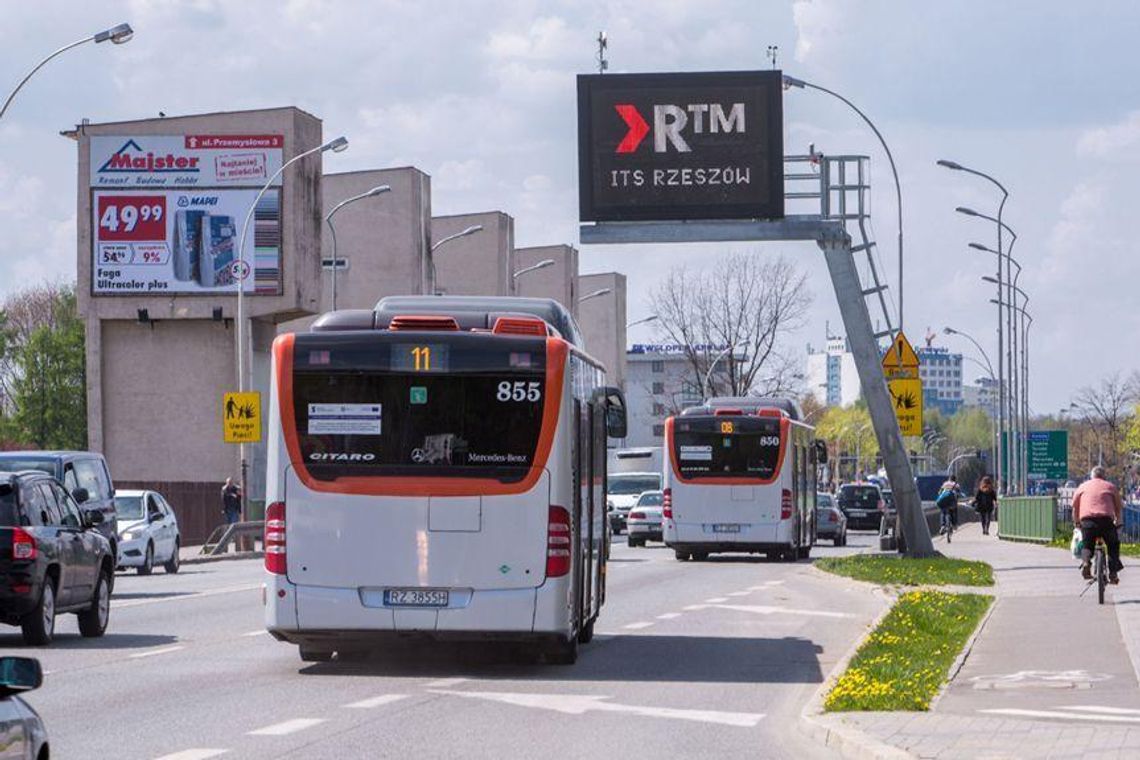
[1, 0, 1138, 414]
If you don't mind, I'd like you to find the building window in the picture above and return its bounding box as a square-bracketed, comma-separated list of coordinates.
[652, 424, 665, 438]
[651, 360, 665, 373]
[652, 382, 665, 394]
[652, 402, 665, 416]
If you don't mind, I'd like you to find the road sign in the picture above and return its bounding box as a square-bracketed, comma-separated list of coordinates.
[223, 391, 261, 443]
[881, 330, 919, 379]
[887, 377, 924, 437]
[229, 259, 251, 281]
[1027, 430, 1068, 480]
[577, 70, 785, 222]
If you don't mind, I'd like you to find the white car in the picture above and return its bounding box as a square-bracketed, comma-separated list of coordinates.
[606, 472, 661, 534]
[115, 490, 181, 574]
[627, 490, 664, 547]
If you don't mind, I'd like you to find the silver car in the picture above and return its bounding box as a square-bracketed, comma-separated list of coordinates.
[815, 492, 848, 546]
[115, 490, 181, 575]
[0, 657, 49, 759]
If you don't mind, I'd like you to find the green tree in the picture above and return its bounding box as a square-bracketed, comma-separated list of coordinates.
[946, 407, 992, 453]
[817, 405, 879, 479]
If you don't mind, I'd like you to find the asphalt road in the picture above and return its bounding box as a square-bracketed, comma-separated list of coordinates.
[0, 531, 885, 759]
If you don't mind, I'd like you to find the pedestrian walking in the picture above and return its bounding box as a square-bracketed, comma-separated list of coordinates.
[973, 475, 998, 536]
[221, 477, 242, 524]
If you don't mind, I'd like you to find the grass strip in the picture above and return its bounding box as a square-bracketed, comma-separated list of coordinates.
[825, 591, 993, 711]
[816, 554, 994, 587]
[1048, 528, 1140, 557]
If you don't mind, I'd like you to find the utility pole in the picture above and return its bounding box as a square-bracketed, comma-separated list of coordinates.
[596, 31, 608, 74]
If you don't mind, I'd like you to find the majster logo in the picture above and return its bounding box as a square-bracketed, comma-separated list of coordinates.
[614, 102, 746, 154]
[98, 139, 200, 174]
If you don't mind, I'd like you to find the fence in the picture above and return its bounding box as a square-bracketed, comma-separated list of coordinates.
[997, 496, 1057, 543]
[1054, 486, 1140, 543]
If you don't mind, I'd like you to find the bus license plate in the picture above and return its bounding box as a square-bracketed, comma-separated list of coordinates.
[383, 588, 449, 607]
[712, 523, 741, 533]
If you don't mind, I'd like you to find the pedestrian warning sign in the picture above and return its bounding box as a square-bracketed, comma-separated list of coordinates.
[223, 391, 261, 443]
[887, 377, 923, 437]
[881, 330, 920, 379]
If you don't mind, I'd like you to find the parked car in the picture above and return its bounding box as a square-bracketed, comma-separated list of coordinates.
[606, 472, 661, 535]
[0, 471, 113, 645]
[627, 490, 664, 547]
[815, 492, 848, 546]
[0, 656, 49, 758]
[0, 452, 118, 564]
[836, 482, 886, 530]
[114, 490, 181, 575]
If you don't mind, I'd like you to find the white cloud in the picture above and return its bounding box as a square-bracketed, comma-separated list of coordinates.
[1077, 110, 1140, 158]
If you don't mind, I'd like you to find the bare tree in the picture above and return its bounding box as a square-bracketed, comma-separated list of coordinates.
[1071, 371, 1139, 475]
[650, 252, 811, 399]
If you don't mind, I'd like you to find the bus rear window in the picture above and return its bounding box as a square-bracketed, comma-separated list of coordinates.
[671, 417, 783, 480]
[291, 333, 549, 483]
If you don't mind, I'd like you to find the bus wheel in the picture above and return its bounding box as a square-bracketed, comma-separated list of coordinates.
[546, 635, 579, 665]
[577, 617, 595, 644]
[674, 550, 691, 561]
[782, 549, 797, 562]
[692, 552, 709, 562]
[299, 646, 334, 663]
[798, 544, 811, 560]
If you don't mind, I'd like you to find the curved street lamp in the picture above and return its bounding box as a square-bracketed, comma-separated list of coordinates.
[702, 340, 748, 397]
[326, 185, 390, 310]
[579, 287, 612, 304]
[1, 23, 134, 121]
[430, 225, 483, 294]
[627, 315, 659, 329]
[512, 258, 555, 281]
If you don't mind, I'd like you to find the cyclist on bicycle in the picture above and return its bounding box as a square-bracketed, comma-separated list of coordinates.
[1073, 466, 1124, 583]
[936, 475, 961, 534]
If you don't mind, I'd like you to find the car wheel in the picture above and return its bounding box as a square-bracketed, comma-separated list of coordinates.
[674, 550, 690, 561]
[78, 570, 111, 638]
[798, 544, 811, 560]
[299, 646, 334, 663]
[22, 577, 56, 646]
[138, 543, 154, 576]
[692, 551, 709, 562]
[545, 635, 579, 665]
[164, 539, 181, 574]
[834, 535, 843, 546]
[577, 616, 595, 644]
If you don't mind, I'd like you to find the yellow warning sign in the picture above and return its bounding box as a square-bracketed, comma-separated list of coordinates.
[223, 391, 261, 444]
[882, 330, 920, 379]
[888, 377, 924, 437]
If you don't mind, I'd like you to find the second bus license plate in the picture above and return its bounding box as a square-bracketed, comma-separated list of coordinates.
[712, 523, 741, 533]
[383, 588, 449, 607]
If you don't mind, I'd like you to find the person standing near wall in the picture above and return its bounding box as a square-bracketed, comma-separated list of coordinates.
[221, 477, 242, 525]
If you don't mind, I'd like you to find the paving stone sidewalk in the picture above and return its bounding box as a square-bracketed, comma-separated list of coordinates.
[806, 523, 1140, 759]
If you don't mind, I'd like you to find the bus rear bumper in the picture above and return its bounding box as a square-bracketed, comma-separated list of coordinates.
[666, 541, 794, 554]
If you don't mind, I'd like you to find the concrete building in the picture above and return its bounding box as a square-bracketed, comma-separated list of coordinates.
[805, 334, 861, 407]
[72, 107, 325, 541]
[624, 344, 739, 447]
[963, 375, 999, 417]
[430, 211, 513, 296]
[918, 346, 964, 416]
[513, 244, 578, 315]
[578, 272, 626, 389]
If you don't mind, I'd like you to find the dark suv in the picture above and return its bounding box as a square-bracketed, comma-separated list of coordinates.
[0, 452, 118, 562]
[837, 483, 887, 531]
[0, 472, 114, 645]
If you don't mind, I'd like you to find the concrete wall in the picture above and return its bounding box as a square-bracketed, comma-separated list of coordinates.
[578, 272, 627, 389]
[430, 212, 513, 296]
[513, 244, 578, 317]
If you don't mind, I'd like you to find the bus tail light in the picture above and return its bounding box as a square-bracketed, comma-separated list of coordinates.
[662, 488, 672, 519]
[492, 316, 549, 337]
[11, 528, 36, 561]
[546, 505, 571, 578]
[713, 408, 742, 416]
[388, 315, 460, 331]
[781, 489, 793, 520]
[265, 502, 287, 575]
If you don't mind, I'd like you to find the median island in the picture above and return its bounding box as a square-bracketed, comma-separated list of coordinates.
[817, 554, 995, 711]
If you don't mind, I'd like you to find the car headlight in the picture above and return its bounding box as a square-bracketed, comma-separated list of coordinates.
[120, 531, 136, 541]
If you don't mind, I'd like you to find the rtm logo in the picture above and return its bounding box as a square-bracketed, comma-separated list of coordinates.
[614, 102, 746, 154]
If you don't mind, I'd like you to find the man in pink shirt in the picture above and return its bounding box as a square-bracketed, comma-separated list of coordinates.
[1073, 466, 1125, 582]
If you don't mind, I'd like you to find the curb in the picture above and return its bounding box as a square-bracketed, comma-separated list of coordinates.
[928, 593, 999, 710]
[797, 585, 916, 759]
[182, 551, 264, 565]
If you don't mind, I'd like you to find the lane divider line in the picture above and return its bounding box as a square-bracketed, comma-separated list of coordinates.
[344, 694, 410, 709]
[705, 597, 729, 603]
[129, 645, 186, 659]
[980, 708, 1140, 724]
[241, 630, 268, 637]
[623, 621, 654, 630]
[152, 750, 229, 760]
[656, 613, 682, 620]
[727, 591, 751, 597]
[425, 677, 468, 688]
[247, 718, 327, 736]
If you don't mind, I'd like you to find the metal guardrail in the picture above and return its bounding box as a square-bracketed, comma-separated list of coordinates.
[999, 496, 1057, 543]
[200, 520, 264, 556]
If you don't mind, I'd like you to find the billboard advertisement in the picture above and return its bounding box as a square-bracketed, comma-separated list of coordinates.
[577, 70, 784, 222]
[89, 135, 284, 295]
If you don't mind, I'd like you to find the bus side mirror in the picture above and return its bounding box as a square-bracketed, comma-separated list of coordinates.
[815, 440, 828, 464]
[602, 386, 627, 439]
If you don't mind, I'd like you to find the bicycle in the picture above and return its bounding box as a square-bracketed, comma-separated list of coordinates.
[939, 508, 954, 544]
[1079, 537, 1109, 605]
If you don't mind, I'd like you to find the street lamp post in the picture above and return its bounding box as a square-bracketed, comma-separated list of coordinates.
[578, 287, 612, 304]
[702, 340, 747, 397]
[325, 185, 390, 311]
[1, 23, 134, 121]
[627, 315, 659, 329]
[784, 75, 905, 334]
[944, 326, 999, 477]
[512, 258, 555, 282]
[429, 225, 483, 295]
[234, 135, 348, 519]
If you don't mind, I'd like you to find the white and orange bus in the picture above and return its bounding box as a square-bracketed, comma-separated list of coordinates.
[662, 397, 821, 562]
[263, 297, 625, 664]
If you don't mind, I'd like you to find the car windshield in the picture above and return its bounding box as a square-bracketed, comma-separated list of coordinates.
[839, 485, 880, 508]
[817, 494, 834, 507]
[608, 475, 660, 495]
[637, 491, 663, 506]
[114, 496, 145, 521]
[0, 458, 55, 476]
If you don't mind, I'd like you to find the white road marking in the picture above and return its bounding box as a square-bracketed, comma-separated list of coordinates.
[656, 612, 682, 620]
[153, 750, 229, 760]
[114, 583, 262, 609]
[623, 621, 654, 630]
[247, 718, 327, 736]
[129, 645, 185, 659]
[431, 689, 764, 727]
[425, 677, 468, 688]
[345, 694, 410, 709]
[980, 708, 1140, 724]
[241, 630, 268, 637]
[682, 604, 705, 611]
[705, 597, 729, 603]
[727, 591, 751, 597]
[1067, 705, 1140, 715]
[690, 603, 853, 619]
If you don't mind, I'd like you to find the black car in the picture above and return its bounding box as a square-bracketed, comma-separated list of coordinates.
[0, 472, 113, 645]
[0, 451, 119, 563]
[836, 483, 886, 530]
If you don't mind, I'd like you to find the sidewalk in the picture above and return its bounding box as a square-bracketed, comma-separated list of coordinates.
[178, 542, 263, 564]
[807, 523, 1140, 759]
